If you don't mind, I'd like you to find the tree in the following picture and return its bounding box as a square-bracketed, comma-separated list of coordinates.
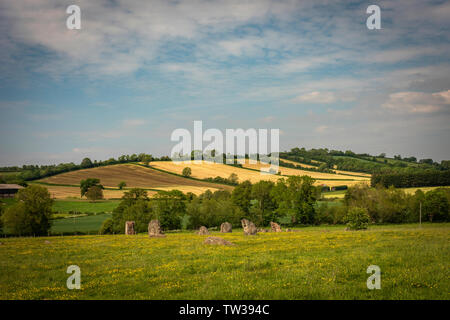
[80, 178, 103, 197]
[231, 180, 253, 214]
[118, 181, 127, 190]
[423, 189, 449, 222]
[441, 160, 450, 170]
[345, 207, 370, 230]
[141, 154, 153, 165]
[111, 188, 152, 233]
[271, 176, 319, 225]
[80, 157, 93, 168]
[228, 173, 239, 184]
[99, 218, 114, 234]
[249, 180, 276, 225]
[182, 167, 192, 177]
[85, 185, 104, 202]
[186, 196, 242, 229]
[151, 190, 186, 230]
[2, 185, 53, 236]
[419, 158, 433, 165]
[119, 188, 149, 207]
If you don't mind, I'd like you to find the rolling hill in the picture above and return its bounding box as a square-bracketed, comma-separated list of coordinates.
[38, 164, 229, 199]
[148, 160, 370, 187]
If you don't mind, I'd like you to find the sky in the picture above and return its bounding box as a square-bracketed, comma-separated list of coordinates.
[0, 0, 449, 166]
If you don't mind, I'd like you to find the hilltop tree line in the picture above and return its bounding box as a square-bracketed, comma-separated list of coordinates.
[0, 153, 168, 185]
[1, 147, 448, 187]
[280, 148, 450, 174]
[371, 170, 450, 188]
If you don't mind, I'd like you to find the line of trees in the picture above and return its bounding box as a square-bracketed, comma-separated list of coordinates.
[341, 184, 450, 223]
[0, 153, 166, 184]
[102, 179, 450, 235]
[101, 176, 320, 234]
[280, 147, 449, 174]
[371, 170, 450, 188]
[1, 181, 449, 237]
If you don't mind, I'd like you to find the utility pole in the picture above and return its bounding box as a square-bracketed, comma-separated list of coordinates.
[419, 201, 422, 227]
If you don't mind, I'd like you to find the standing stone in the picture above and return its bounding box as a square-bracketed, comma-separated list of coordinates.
[220, 222, 232, 233]
[125, 221, 136, 235]
[197, 226, 210, 235]
[241, 219, 257, 235]
[270, 221, 282, 232]
[204, 237, 234, 246]
[148, 219, 165, 237]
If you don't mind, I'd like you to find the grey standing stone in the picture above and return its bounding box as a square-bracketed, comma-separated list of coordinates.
[204, 237, 234, 246]
[220, 222, 232, 233]
[148, 219, 165, 237]
[197, 226, 210, 235]
[241, 219, 257, 235]
[270, 221, 282, 232]
[125, 221, 136, 235]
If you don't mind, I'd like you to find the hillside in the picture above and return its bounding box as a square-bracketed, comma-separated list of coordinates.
[148, 160, 370, 187]
[38, 164, 229, 198]
[242, 159, 370, 180]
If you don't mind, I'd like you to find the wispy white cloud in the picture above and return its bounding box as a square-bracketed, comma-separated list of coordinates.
[382, 90, 450, 114]
[292, 91, 337, 104]
[123, 119, 147, 127]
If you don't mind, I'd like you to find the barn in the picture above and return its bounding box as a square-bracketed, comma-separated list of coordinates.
[0, 184, 24, 198]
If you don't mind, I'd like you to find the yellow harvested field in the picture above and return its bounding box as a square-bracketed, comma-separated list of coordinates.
[39, 164, 230, 191]
[401, 186, 450, 194]
[316, 180, 369, 187]
[155, 186, 220, 194]
[149, 160, 369, 187]
[280, 159, 371, 178]
[150, 160, 281, 184]
[241, 160, 369, 181]
[279, 159, 317, 169]
[322, 193, 346, 199]
[39, 185, 130, 200]
[334, 170, 371, 178]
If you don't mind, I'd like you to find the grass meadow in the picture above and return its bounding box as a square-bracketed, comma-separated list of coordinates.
[51, 213, 112, 234]
[0, 223, 448, 300]
[52, 200, 119, 213]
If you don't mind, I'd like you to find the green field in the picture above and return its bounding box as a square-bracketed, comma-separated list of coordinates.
[51, 213, 112, 234]
[52, 200, 119, 213]
[1, 199, 117, 235]
[0, 223, 448, 299]
[1, 199, 119, 213]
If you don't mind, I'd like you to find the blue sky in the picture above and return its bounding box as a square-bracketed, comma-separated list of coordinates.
[0, 0, 449, 166]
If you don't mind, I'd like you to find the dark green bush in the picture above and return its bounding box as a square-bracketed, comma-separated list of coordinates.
[345, 207, 370, 230]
